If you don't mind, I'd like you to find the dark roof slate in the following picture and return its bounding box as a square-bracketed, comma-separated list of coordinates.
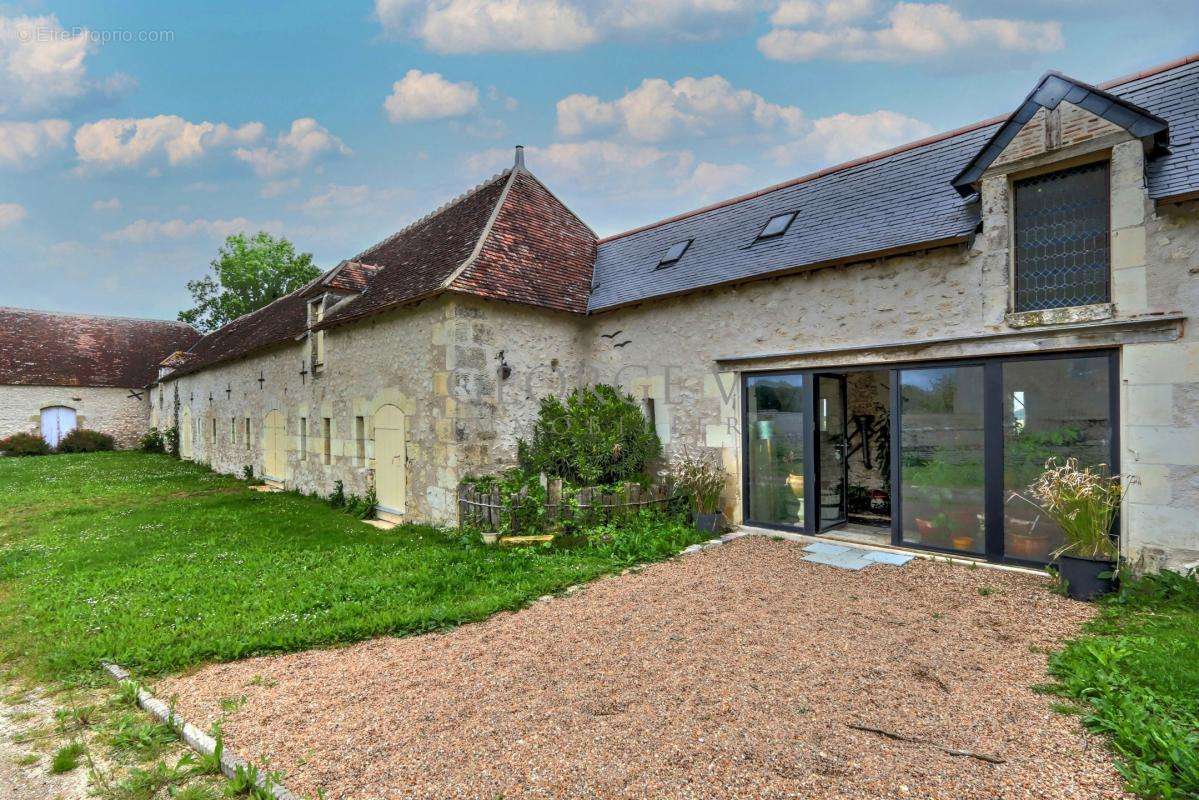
[589, 57, 1199, 312]
[0, 308, 198, 387]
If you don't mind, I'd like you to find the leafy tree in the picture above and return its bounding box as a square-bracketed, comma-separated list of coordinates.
[178, 232, 320, 332]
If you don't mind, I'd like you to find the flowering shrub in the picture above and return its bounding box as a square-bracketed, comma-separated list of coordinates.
[1024, 457, 1130, 561]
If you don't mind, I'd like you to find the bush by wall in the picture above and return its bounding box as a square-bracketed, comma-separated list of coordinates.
[57, 429, 115, 453]
[517, 384, 661, 486]
[139, 427, 167, 453]
[0, 432, 52, 456]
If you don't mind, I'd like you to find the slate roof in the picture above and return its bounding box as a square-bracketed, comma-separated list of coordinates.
[165, 162, 596, 378]
[0, 308, 198, 388]
[589, 55, 1199, 312]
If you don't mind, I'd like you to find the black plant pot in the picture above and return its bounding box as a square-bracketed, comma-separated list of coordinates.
[1058, 555, 1118, 601]
[694, 512, 722, 534]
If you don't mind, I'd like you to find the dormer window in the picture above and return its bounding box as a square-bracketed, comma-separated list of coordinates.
[755, 211, 797, 242]
[1013, 161, 1110, 312]
[657, 239, 692, 269]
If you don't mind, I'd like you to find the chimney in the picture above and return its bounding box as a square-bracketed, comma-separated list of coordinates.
[514, 144, 525, 169]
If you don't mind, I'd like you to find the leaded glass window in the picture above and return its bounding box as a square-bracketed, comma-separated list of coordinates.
[1013, 162, 1110, 312]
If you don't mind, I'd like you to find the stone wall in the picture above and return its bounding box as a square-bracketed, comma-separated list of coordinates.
[154, 295, 588, 525]
[0, 384, 149, 448]
[149, 103, 1199, 568]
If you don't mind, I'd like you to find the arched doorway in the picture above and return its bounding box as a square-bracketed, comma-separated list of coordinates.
[40, 406, 76, 448]
[180, 407, 193, 459]
[374, 405, 406, 516]
[262, 410, 287, 482]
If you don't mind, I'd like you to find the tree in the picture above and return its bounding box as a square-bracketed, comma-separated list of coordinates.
[178, 232, 320, 332]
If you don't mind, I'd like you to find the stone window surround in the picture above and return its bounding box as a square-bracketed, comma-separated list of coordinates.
[990, 139, 1127, 328]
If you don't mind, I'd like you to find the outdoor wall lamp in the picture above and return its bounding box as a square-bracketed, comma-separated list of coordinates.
[496, 350, 512, 381]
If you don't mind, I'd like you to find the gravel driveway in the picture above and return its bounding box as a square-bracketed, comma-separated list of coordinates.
[158, 537, 1128, 799]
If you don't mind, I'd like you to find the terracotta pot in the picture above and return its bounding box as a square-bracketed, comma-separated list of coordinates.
[951, 535, 975, 551]
[1007, 532, 1051, 560]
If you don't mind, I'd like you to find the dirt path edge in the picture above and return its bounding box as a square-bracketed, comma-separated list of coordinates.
[102, 662, 303, 800]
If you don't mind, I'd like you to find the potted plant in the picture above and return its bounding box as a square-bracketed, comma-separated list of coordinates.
[669, 449, 726, 534]
[1022, 458, 1130, 601]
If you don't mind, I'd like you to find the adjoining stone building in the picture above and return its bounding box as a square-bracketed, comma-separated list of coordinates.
[137, 56, 1198, 570]
[0, 308, 198, 449]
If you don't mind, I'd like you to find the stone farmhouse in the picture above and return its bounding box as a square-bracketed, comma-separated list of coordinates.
[0, 308, 197, 448]
[5, 56, 1198, 571]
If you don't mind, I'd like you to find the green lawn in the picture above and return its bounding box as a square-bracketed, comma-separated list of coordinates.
[1048, 570, 1199, 799]
[0, 452, 705, 683]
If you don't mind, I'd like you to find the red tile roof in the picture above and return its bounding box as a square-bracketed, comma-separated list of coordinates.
[0, 308, 198, 388]
[449, 170, 596, 314]
[164, 164, 596, 379]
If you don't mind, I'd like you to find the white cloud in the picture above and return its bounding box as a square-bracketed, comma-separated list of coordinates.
[0, 202, 27, 228]
[375, 0, 764, 53]
[74, 116, 264, 169]
[0, 201, 26, 229]
[0, 14, 131, 114]
[384, 69, 479, 122]
[103, 217, 281, 243]
[469, 139, 754, 203]
[772, 109, 933, 164]
[557, 76, 805, 142]
[770, 0, 874, 26]
[0, 119, 70, 166]
[91, 197, 121, 211]
[758, 2, 1064, 62]
[300, 184, 371, 213]
[233, 118, 350, 177]
[679, 161, 755, 200]
[260, 178, 300, 198]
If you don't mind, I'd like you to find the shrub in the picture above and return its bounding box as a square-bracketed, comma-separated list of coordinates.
[139, 427, 167, 453]
[163, 425, 180, 458]
[517, 384, 661, 486]
[57, 428, 115, 453]
[668, 448, 726, 515]
[0, 432, 53, 456]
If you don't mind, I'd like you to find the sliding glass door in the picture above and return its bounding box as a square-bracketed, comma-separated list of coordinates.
[741, 350, 1117, 564]
[745, 373, 807, 528]
[1000, 355, 1115, 562]
[896, 365, 986, 555]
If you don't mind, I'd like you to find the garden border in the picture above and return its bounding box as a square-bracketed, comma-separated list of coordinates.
[101, 662, 302, 800]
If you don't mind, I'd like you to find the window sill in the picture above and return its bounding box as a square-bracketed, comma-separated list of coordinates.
[1005, 303, 1113, 329]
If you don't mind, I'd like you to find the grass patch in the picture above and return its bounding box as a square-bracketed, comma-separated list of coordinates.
[0, 452, 707, 682]
[49, 740, 85, 773]
[1047, 569, 1199, 798]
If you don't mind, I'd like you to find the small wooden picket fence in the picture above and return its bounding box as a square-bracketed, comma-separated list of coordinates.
[457, 477, 670, 533]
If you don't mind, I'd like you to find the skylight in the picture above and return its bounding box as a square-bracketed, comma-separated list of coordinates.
[657, 239, 692, 268]
[756, 211, 797, 241]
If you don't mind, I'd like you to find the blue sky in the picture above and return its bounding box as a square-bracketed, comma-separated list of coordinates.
[1, 0, 1195, 320]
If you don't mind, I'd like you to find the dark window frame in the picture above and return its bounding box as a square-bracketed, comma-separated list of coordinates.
[739, 349, 1119, 567]
[1012, 160, 1111, 313]
[753, 211, 798, 242]
[656, 239, 692, 269]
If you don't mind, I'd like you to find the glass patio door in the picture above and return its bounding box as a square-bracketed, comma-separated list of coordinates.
[816, 374, 848, 530]
[896, 365, 987, 555]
